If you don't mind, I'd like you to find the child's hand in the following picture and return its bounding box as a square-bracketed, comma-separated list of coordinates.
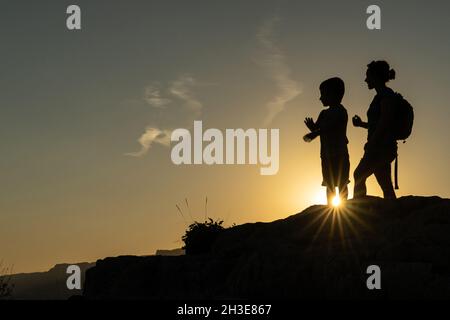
[304, 117, 315, 131]
[303, 132, 315, 143]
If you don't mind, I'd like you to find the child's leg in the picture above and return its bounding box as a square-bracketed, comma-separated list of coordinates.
[326, 187, 335, 206]
[339, 184, 348, 201]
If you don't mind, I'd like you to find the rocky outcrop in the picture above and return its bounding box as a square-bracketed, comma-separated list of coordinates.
[83, 196, 450, 299]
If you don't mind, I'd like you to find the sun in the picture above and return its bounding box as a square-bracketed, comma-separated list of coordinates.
[311, 187, 344, 207]
[331, 193, 341, 207]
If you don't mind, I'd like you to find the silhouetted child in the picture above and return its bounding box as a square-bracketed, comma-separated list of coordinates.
[303, 77, 350, 205]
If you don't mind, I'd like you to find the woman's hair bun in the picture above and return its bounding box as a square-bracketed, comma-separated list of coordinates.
[368, 60, 396, 82]
[388, 68, 396, 80]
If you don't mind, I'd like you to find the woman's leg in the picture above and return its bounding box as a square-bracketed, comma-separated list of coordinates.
[374, 163, 397, 199]
[353, 156, 375, 199]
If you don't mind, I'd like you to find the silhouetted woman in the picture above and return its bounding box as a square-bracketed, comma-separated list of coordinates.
[352, 61, 397, 199]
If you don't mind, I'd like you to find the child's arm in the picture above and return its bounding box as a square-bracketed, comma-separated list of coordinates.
[304, 117, 318, 132]
[303, 130, 320, 142]
[303, 112, 322, 142]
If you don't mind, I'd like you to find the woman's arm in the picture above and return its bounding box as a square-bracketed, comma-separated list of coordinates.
[360, 121, 369, 129]
[367, 97, 395, 147]
[352, 115, 369, 129]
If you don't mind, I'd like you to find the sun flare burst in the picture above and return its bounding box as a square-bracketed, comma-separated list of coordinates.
[332, 194, 341, 207]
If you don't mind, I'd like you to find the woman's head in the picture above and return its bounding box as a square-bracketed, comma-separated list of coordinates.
[365, 60, 396, 89]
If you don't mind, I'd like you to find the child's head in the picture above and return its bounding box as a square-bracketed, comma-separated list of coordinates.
[319, 77, 345, 106]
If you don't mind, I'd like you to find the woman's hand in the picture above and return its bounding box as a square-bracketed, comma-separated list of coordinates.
[304, 117, 316, 132]
[352, 115, 363, 127]
[353, 115, 369, 129]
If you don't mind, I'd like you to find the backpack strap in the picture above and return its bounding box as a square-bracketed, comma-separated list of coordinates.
[394, 155, 399, 190]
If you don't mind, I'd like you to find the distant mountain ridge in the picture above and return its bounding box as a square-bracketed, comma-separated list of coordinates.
[3, 249, 184, 300]
[5, 262, 94, 300]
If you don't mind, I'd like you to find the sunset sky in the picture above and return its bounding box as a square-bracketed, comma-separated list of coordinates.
[1, 0, 449, 273]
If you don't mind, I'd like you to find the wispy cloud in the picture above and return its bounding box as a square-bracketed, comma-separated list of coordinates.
[257, 16, 302, 126]
[125, 127, 171, 157]
[170, 75, 203, 119]
[144, 83, 171, 108]
[127, 75, 202, 157]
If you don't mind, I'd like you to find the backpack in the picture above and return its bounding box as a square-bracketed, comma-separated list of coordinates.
[393, 93, 414, 141]
[391, 92, 414, 190]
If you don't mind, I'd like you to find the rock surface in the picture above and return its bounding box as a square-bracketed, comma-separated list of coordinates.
[155, 248, 185, 256]
[83, 196, 450, 299]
